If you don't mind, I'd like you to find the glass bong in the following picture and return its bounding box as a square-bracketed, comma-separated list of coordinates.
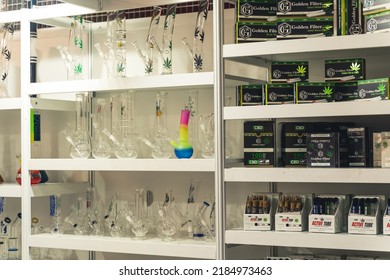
[123, 188, 150, 239]
[64, 197, 86, 235]
[95, 10, 126, 78]
[61, 93, 91, 159]
[199, 113, 214, 158]
[156, 191, 178, 241]
[182, 0, 209, 72]
[0, 21, 14, 97]
[170, 108, 193, 159]
[91, 98, 111, 159]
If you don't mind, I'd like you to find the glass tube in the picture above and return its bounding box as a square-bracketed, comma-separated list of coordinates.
[0, 21, 14, 97]
[92, 98, 111, 159]
[160, 4, 176, 75]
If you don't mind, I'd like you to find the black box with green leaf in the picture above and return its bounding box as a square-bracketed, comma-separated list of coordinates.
[334, 78, 389, 101]
[296, 82, 335, 103]
[347, 127, 371, 167]
[244, 121, 275, 166]
[276, 0, 335, 16]
[325, 58, 366, 81]
[264, 83, 295, 104]
[236, 85, 264, 106]
[306, 133, 340, 167]
[271, 61, 309, 83]
[237, 0, 277, 21]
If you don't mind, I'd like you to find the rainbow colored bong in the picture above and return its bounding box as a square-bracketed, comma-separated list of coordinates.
[171, 109, 193, 158]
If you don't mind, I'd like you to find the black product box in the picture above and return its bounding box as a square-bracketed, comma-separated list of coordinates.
[344, 0, 364, 35]
[328, 122, 355, 167]
[276, 0, 335, 16]
[244, 121, 275, 166]
[365, 10, 390, 33]
[271, 61, 309, 83]
[347, 127, 371, 167]
[236, 85, 263, 106]
[264, 83, 295, 104]
[295, 82, 335, 103]
[334, 78, 390, 101]
[276, 16, 335, 39]
[281, 122, 313, 167]
[236, 21, 277, 43]
[325, 58, 366, 81]
[306, 133, 340, 167]
[363, 0, 390, 14]
[237, 0, 277, 21]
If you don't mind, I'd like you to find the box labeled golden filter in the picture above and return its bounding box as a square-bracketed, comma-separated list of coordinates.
[363, 0, 390, 14]
[236, 21, 277, 43]
[243, 193, 280, 231]
[236, 84, 263, 106]
[295, 82, 335, 103]
[348, 195, 385, 235]
[271, 61, 309, 83]
[343, 0, 364, 35]
[277, 16, 335, 39]
[365, 10, 390, 33]
[334, 78, 390, 101]
[325, 58, 366, 81]
[237, 0, 277, 21]
[275, 194, 312, 232]
[276, 0, 335, 17]
[309, 194, 349, 233]
[264, 83, 295, 104]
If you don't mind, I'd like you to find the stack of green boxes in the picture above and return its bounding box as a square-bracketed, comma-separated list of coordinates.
[364, 0, 390, 33]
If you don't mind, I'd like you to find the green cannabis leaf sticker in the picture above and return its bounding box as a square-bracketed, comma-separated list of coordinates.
[325, 151, 333, 158]
[74, 63, 82, 75]
[350, 62, 361, 72]
[383, 141, 389, 149]
[263, 137, 271, 145]
[323, 25, 333, 31]
[378, 83, 386, 94]
[296, 65, 306, 76]
[375, 142, 382, 149]
[323, 86, 333, 96]
[322, 3, 333, 8]
[163, 58, 172, 70]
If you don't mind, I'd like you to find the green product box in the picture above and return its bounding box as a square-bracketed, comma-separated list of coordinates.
[236, 85, 264, 106]
[237, 0, 277, 21]
[334, 78, 390, 101]
[276, 0, 335, 16]
[236, 21, 277, 43]
[276, 16, 335, 39]
[363, 0, 390, 14]
[295, 82, 335, 103]
[264, 83, 295, 104]
[337, 0, 364, 35]
[244, 121, 275, 166]
[306, 133, 340, 167]
[325, 58, 366, 81]
[271, 61, 309, 83]
[347, 127, 371, 167]
[365, 10, 390, 33]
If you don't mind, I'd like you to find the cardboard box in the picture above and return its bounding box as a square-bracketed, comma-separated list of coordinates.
[306, 133, 340, 167]
[281, 122, 312, 167]
[383, 198, 390, 234]
[237, 0, 277, 21]
[276, 16, 335, 39]
[347, 127, 370, 167]
[334, 78, 390, 101]
[325, 58, 366, 81]
[244, 121, 275, 166]
[373, 132, 382, 167]
[381, 132, 390, 167]
[337, 0, 364, 35]
[271, 61, 309, 83]
[244, 193, 280, 231]
[236, 21, 277, 43]
[295, 82, 335, 103]
[363, 0, 390, 14]
[236, 85, 263, 106]
[276, 0, 335, 17]
[365, 10, 390, 33]
[264, 83, 295, 104]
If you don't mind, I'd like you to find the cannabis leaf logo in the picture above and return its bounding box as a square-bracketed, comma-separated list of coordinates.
[323, 86, 333, 96]
[296, 65, 307, 75]
[263, 137, 271, 145]
[74, 37, 83, 49]
[145, 60, 153, 75]
[169, 40, 172, 51]
[1, 72, 7, 81]
[307, 143, 315, 149]
[163, 58, 172, 70]
[117, 63, 125, 74]
[383, 141, 389, 149]
[323, 25, 333, 31]
[2, 47, 10, 61]
[74, 64, 83, 75]
[350, 62, 361, 72]
[199, 31, 205, 43]
[322, 3, 333, 8]
[375, 142, 382, 149]
[194, 54, 203, 71]
[326, 151, 333, 158]
[378, 83, 386, 94]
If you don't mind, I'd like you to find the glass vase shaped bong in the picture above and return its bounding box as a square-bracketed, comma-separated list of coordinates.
[132, 6, 162, 75]
[171, 109, 193, 159]
[95, 10, 126, 78]
[125, 188, 150, 239]
[156, 191, 178, 241]
[62, 93, 91, 159]
[0, 21, 15, 97]
[57, 16, 85, 80]
[199, 112, 214, 158]
[92, 98, 111, 159]
[182, 0, 209, 72]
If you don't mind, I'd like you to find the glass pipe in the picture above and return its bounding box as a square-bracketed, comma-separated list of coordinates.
[86, 186, 104, 236]
[195, 201, 214, 241]
[92, 98, 111, 159]
[186, 91, 199, 157]
[181, 179, 200, 238]
[50, 194, 62, 234]
[0, 22, 14, 97]
[64, 197, 86, 235]
[156, 192, 177, 241]
[104, 192, 125, 237]
[95, 10, 126, 78]
[152, 4, 177, 75]
[182, 0, 209, 72]
[171, 109, 194, 159]
[16, 154, 41, 185]
[126, 188, 150, 239]
[199, 113, 214, 158]
[132, 6, 162, 75]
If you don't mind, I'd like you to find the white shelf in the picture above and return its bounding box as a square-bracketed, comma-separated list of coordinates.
[30, 98, 75, 111]
[224, 167, 390, 184]
[0, 184, 22, 197]
[0, 97, 21, 110]
[28, 72, 214, 95]
[226, 230, 390, 253]
[224, 101, 390, 120]
[224, 33, 390, 63]
[30, 159, 215, 172]
[28, 234, 216, 259]
[0, 10, 20, 23]
[31, 182, 89, 197]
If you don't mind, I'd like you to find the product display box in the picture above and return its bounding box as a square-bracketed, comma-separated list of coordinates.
[383, 198, 390, 234]
[337, 0, 364, 35]
[276, 0, 335, 17]
[276, 16, 335, 39]
[373, 132, 382, 167]
[363, 0, 390, 14]
[347, 127, 371, 167]
[243, 192, 280, 231]
[270, 61, 309, 83]
[236, 21, 277, 43]
[295, 82, 335, 103]
[281, 122, 312, 167]
[348, 195, 385, 235]
[275, 194, 312, 232]
[365, 10, 390, 33]
[309, 194, 350, 233]
[325, 58, 366, 81]
[236, 0, 277, 21]
[244, 121, 275, 166]
[264, 83, 295, 104]
[236, 84, 263, 106]
[334, 78, 390, 101]
[381, 132, 390, 167]
[306, 132, 340, 167]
